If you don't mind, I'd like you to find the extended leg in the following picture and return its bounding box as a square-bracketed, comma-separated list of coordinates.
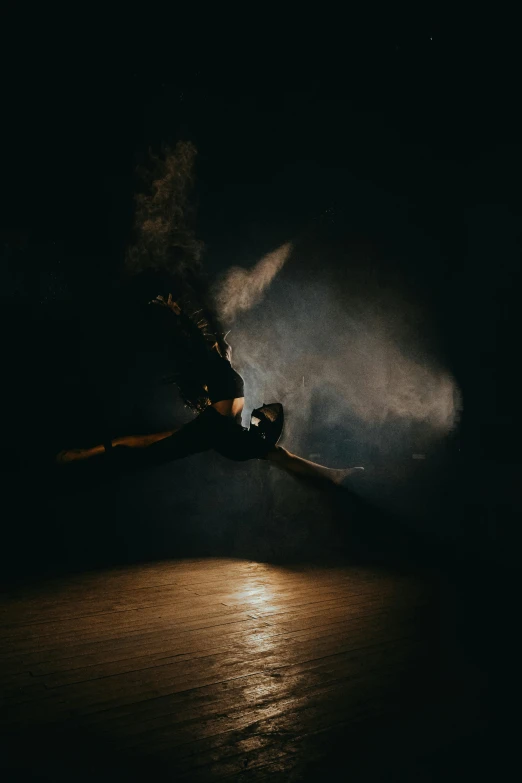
[56, 410, 216, 472]
[266, 446, 364, 487]
[113, 431, 177, 448]
[56, 430, 177, 465]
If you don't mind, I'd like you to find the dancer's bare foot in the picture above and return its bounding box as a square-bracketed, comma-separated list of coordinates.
[332, 466, 365, 485]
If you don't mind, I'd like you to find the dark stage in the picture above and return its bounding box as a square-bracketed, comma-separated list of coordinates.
[1, 17, 517, 782]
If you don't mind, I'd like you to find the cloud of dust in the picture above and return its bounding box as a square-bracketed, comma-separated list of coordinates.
[213, 242, 293, 323]
[216, 255, 460, 468]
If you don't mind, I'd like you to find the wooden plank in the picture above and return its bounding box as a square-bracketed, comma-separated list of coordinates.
[0, 583, 390, 628]
[108, 664, 416, 761]
[0, 597, 422, 674]
[10, 607, 393, 679]
[1, 623, 417, 721]
[0, 585, 389, 638]
[1, 609, 412, 690]
[0, 562, 419, 623]
[76, 640, 419, 740]
[0, 590, 425, 664]
[32, 612, 416, 686]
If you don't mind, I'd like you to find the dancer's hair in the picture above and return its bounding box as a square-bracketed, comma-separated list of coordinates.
[124, 142, 229, 413]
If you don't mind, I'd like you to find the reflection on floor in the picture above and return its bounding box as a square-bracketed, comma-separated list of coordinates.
[0, 558, 488, 781]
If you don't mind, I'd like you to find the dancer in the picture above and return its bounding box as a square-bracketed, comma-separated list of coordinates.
[57, 293, 363, 487]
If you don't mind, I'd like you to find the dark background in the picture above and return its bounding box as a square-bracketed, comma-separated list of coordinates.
[0, 17, 518, 782]
[1, 19, 520, 581]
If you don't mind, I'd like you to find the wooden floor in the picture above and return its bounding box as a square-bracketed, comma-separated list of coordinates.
[0, 558, 486, 781]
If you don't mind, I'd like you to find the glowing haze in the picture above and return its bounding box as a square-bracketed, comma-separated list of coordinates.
[213, 242, 293, 323]
[214, 245, 460, 465]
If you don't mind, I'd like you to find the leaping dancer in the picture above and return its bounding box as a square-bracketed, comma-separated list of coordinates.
[56, 143, 364, 488]
[57, 292, 363, 487]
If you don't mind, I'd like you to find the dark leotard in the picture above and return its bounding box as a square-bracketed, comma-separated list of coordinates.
[110, 351, 281, 470]
[205, 354, 245, 404]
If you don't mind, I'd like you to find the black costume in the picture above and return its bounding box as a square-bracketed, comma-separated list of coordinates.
[117, 293, 284, 467]
[126, 400, 284, 467]
[205, 353, 245, 404]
